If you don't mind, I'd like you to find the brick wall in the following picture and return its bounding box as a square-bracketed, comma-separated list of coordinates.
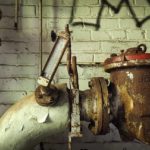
[0, 0, 150, 149]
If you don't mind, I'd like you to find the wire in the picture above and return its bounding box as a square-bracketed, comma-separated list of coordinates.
[40, 0, 43, 73]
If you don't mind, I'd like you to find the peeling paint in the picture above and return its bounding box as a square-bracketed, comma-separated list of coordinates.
[4, 123, 11, 132]
[19, 125, 24, 131]
[0, 84, 69, 150]
[126, 71, 134, 80]
[37, 112, 49, 123]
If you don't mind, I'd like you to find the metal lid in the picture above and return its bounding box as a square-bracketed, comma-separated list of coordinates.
[104, 44, 150, 72]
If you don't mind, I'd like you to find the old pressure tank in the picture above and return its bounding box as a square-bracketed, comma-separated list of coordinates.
[104, 44, 150, 144]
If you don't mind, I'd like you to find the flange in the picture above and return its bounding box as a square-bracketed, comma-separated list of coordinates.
[88, 77, 110, 135]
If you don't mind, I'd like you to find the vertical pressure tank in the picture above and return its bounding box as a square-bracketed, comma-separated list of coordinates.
[104, 44, 150, 143]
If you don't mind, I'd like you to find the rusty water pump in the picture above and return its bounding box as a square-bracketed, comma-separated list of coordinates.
[1, 27, 150, 150]
[34, 27, 150, 148]
[35, 43, 150, 145]
[104, 44, 150, 144]
[1, 39, 150, 150]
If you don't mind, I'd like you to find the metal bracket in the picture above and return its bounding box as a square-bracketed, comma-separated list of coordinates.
[66, 27, 82, 149]
[70, 57, 81, 137]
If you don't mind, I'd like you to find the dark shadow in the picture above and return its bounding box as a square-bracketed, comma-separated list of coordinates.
[0, 9, 2, 20]
[69, 0, 150, 30]
[51, 0, 58, 42]
[40, 142, 45, 150]
[147, 0, 150, 5]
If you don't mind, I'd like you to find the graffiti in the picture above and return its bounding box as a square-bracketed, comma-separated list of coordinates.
[69, 0, 150, 30]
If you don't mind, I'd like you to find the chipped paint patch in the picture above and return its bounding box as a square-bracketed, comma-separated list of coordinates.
[19, 125, 24, 132]
[126, 71, 134, 80]
[37, 112, 49, 123]
[4, 123, 11, 132]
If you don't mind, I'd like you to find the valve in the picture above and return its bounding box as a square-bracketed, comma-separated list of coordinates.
[35, 85, 59, 106]
[35, 26, 70, 106]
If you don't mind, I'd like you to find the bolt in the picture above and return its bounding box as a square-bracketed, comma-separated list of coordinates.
[88, 81, 93, 88]
[38, 95, 42, 99]
[110, 53, 117, 57]
[48, 96, 55, 104]
[120, 49, 124, 54]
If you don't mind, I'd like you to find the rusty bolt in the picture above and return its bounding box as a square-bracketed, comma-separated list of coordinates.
[35, 85, 59, 106]
[38, 94, 43, 99]
[88, 81, 93, 88]
[120, 50, 124, 54]
[111, 53, 117, 57]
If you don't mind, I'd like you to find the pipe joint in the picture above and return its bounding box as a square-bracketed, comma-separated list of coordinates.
[35, 85, 59, 106]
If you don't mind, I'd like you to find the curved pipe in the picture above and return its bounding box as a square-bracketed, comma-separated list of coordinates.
[0, 84, 69, 150]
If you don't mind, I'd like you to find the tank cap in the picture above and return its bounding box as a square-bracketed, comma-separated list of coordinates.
[104, 44, 150, 65]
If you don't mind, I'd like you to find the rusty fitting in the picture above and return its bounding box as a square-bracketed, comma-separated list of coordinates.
[80, 77, 110, 135]
[124, 44, 147, 54]
[35, 85, 59, 106]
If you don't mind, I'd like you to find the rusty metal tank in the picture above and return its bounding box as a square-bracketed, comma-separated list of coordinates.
[104, 44, 150, 144]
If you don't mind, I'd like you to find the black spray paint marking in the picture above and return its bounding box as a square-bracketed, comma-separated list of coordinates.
[69, 0, 150, 30]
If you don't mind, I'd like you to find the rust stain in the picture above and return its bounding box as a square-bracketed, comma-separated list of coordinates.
[104, 44, 150, 143]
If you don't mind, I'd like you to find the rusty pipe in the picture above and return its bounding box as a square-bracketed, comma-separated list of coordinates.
[14, 0, 19, 29]
[104, 44, 150, 144]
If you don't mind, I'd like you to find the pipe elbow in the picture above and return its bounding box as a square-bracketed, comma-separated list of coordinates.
[0, 84, 69, 150]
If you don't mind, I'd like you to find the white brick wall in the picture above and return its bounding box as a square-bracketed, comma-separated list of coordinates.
[0, 0, 150, 149]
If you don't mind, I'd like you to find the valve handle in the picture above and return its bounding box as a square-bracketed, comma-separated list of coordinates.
[137, 44, 147, 53]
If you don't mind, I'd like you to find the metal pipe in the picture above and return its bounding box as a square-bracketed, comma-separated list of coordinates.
[0, 84, 69, 150]
[39, 0, 43, 72]
[14, 0, 19, 30]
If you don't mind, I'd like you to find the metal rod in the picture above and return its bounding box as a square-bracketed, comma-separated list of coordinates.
[14, 0, 19, 30]
[0, 9, 2, 20]
[72, 56, 79, 89]
[0, 38, 1, 46]
[66, 24, 72, 76]
[40, 0, 43, 72]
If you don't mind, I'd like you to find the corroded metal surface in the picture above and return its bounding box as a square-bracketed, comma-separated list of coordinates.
[104, 59, 150, 71]
[110, 68, 150, 143]
[68, 55, 81, 138]
[104, 44, 150, 144]
[104, 44, 150, 72]
[80, 77, 110, 135]
[35, 85, 59, 106]
[68, 51, 81, 150]
[89, 77, 103, 135]
[70, 89, 82, 137]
